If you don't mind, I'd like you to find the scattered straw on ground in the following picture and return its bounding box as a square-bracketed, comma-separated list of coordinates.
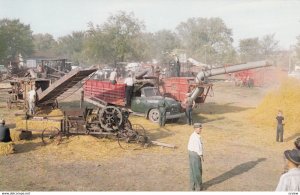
[37, 135, 144, 161]
[248, 78, 300, 135]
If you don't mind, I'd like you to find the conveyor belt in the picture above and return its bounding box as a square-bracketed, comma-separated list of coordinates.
[37, 68, 97, 105]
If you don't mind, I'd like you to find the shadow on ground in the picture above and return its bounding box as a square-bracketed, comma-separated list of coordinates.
[145, 127, 175, 140]
[284, 133, 300, 142]
[14, 138, 44, 154]
[203, 158, 267, 190]
[196, 102, 252, 115]
[192, 115, 225, 124]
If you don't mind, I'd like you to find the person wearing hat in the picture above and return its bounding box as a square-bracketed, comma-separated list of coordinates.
[158, 97, 167, 127]
[276, 149, 300, 191]
[0, 119, 12, 142]
[188, 122, 204, 191]
[294, 137, 300, 150]
[276, 110, 284, 142]
[183, 93, 195, 125]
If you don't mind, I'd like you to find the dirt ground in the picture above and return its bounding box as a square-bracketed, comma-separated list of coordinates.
[0, 80, 297, 191]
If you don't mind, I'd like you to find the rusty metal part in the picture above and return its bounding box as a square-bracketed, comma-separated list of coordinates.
[37, 68, 97, 106]
[191, 60, 272, 101]
[98, 106, 123, 131]
[117, 123, 150, 150]
[41, 126, 62, 145]
[6, 78, 50, 109]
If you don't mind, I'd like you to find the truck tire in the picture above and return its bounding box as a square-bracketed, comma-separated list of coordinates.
[148, 109, 160, 123]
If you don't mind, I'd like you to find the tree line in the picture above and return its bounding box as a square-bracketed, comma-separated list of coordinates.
[0, 11, 295, 67]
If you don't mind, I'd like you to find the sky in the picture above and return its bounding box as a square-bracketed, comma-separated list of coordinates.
[0, 0, 299, 49]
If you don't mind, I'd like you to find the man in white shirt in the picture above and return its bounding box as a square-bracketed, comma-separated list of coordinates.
[109, 68, 117, 84]
[124, 73, 134, 107]
[28, 87, 37, 115]
[276, 149, 300, 191]
[188, 123, 204, 191]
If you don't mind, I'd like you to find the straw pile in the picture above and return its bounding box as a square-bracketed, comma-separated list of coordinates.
[15, 109, 63, 131]
[249, 78, 300, 134]
[0, 142, 14, 155]
[10, 129, 32, 141]
[36, 108, 64, 119]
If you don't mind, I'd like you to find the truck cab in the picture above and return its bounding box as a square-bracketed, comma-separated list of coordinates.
[131, 87, 185, 123]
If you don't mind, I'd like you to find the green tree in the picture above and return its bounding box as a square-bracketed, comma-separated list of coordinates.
[0, 19, 34, 64]
[260, 33, 279, 58]
[152, 30, 180, 62]
[33, 33, 57, 58]
[56, 31, 86, 65]
[176, 17, 236, 65]
[239, 38, 262, 62]
[85, 11, 145, 64]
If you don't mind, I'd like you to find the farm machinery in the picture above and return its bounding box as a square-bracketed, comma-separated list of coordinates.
[84, 60, 272, 123]
[9, 59, 272, 148]
[188, 60, 272, 101]
[10, 67, 150, 148]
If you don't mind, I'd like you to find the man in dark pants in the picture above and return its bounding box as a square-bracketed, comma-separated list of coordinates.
[0, 119, 12, 142]
[188, 123, 204, 191]
[158, 98, 167, 127]
[184, 93, 195, 125]
[124, 73, 134, 107]
[276, 110, 284, 142]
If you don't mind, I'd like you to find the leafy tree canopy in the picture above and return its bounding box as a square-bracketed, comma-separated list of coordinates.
[85, 11, 145, 65]
[0, 19, 34, 64]
[176, 17, 235, 65]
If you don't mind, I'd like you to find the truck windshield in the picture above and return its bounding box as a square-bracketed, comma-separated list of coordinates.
[143, 88, 160, 97]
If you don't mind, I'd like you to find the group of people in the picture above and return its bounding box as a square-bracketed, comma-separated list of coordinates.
[186, 110, 300, 191]
[274, 110, 300, 191]
[2, 64, 299, 191]
[157, 93, 195, 128]
[109, 68, 134, 108]
[276, 138, 300, 191]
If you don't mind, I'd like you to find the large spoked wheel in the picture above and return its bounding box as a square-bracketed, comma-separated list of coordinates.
[42, 127, 62, 145]
[99, 106, 123, 131]
[117, 124, 148, 150]
[148, 108, 160, 123]
[132, 124, 149, 146]
[132, 124, 146, 139]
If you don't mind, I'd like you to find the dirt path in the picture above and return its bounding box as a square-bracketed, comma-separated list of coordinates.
[0, 81, 295, 191]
